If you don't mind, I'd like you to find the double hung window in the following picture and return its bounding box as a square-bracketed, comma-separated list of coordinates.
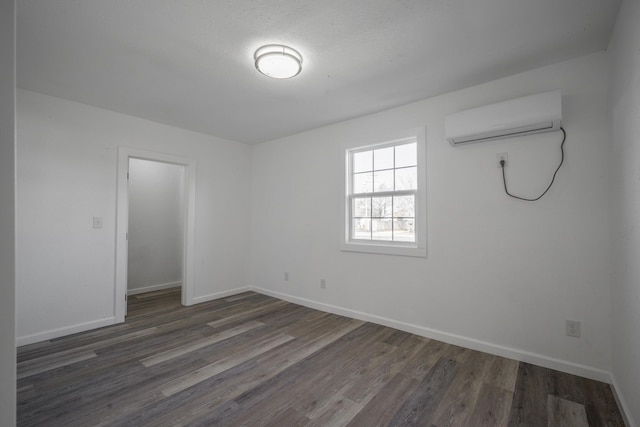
[342, 132, 426, 257]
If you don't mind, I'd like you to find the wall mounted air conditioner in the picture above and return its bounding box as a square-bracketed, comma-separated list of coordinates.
[445, 91, 562, 146]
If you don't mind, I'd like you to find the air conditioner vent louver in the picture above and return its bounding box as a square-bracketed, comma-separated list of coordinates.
[445, 91, 562, 146]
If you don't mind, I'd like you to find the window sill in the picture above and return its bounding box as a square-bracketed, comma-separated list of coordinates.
[340, 240, 427, 258]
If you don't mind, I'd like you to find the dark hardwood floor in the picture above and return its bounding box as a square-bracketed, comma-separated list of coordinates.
[17, 288, 626, 426]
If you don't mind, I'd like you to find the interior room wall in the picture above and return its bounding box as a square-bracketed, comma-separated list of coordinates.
[608, 0, 640, 424]
[251, 52, 612, 381]
[16, 89, 252, 345]
[127, 158, 184, 294]
[0, 0, 16, 424]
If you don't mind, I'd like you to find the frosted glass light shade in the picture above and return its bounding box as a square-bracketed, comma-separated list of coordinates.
[254, 44, 303, 79]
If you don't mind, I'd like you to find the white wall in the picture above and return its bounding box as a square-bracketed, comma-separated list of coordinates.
[251, 52, 612, 381]
[16, 90, 252, 344]
[128, 158, 183, 293]
[608, 0, 640, 424]
[0, 0, 16, 424]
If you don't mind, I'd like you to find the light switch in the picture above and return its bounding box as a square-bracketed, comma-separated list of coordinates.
[93, 217, 103, 229]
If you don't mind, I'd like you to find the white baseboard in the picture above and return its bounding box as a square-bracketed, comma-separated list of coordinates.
[14, 284, 632, 423]
[127, 281, 182, 296]
[15, 284, 622, 404]
[610, 375, 637, 427]
[17, 317, 116, 347]
[15, 286, 251, 346]
[250, 286, 612, 384]
[189, 286, 252, 305]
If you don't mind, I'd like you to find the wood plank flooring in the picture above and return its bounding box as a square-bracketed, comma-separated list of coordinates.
[17, 288, 626, 426]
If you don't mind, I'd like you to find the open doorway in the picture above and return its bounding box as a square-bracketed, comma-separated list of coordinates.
[115, 148, 196, 323]
[127, 159, 184, 307]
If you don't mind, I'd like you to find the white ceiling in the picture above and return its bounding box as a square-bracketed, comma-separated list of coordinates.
[17, 0, 621, 144]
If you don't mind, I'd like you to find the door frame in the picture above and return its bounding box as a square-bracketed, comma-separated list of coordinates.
[115, 147, 196, 322]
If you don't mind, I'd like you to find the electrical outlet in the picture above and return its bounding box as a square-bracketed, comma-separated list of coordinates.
[566, 320, 581, 338]
[497, 152, 508, 168]
[284, 272, 289, 281]
[320, 279, 326, 289]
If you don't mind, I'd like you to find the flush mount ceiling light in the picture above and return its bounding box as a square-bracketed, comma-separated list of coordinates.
[254, 44, 303, 79]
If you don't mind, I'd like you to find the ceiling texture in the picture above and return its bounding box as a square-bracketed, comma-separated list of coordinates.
[17, 0, 621, 144]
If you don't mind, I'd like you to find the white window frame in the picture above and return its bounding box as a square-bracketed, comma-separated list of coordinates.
[341, 128, 427, 257]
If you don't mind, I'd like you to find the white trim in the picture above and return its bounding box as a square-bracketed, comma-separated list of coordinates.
[16, 284, 621, 392]
[115, 147, 197, 322]
[15, 285, 244, 347]
[17, 317, 116, 346]
[191, 287, 253, 304]
[610, 375, 637, 427]
[340, 127, 427, 258]
[250, 286, 611, 383]
[127, 281, 182, 296]
[340, 240, 427, 257]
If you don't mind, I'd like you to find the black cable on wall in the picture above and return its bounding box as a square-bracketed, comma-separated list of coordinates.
[500, 127, 566, 201]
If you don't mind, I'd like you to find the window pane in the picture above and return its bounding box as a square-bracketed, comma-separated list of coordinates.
[393, 195, 415, 218]
[372, 197, 392, 218]
[352, 197, 371, 217]
[393, 219, 415, 242]
[395, 167, 417, 190]
[372, 219, 393, 241]
[353, 172, 373, 193]
[353, 218, 371, 240]
[373, 170, 394, 192]
[374, 146, 394, 171]
[395, 142, 417, 168]
[353, 150, 372, 173]
[347, 137, 423, 254]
